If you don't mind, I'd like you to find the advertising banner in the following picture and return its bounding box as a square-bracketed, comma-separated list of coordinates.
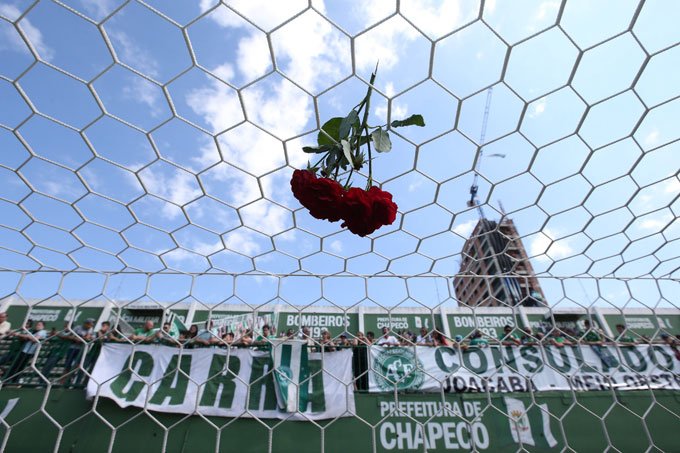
[6, 305, 103, 330]
[277, 311, 358, 338]
[87, 343, 354, 420]
[363, 313, 439, 335]
[446, 312, 520, 338]
[602, 313, 680, 340]
[368, 345, 680, 393]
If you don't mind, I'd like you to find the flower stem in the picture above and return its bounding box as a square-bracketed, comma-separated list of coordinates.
[362, 69, 378, 189]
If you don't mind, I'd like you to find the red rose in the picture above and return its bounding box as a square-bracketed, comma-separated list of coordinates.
[340, 187, 375, 236]
[291, 169, 315, 205]
[290, 169, 343, 222]
[367, 186, 397, 229]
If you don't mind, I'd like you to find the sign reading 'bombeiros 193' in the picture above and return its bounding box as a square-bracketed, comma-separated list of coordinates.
[368, 345, 680, 393]
[87, 343, 355, 420]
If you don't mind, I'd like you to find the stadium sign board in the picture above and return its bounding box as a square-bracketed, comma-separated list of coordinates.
[276, 311, 359, 338]
[5, 305, 103, 330]
[446, 313, 521, 339]
[364, 313, 440, 335]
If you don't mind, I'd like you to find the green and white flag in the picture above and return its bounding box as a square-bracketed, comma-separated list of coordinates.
[271, 340, 309, 412]
[505, 397, 558, 449]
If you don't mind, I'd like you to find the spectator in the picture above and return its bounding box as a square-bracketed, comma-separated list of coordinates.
[222, 331, 235, 346]
[337, 333, 352, 347]
[582, 320, 617, 368]
[157, 322, 176, 345]
[549, 329, 572, 347]
[40, 322, 72, 381]
[301, 326, 315, 349]
[187, 324, 198, 338]
[62, 318, 95, 379]
[285, 329, 295, 339]
[194, 321, 218, 347]
[76, 321, 117, 385]
[237, 329, 253, 346]
[500, 325, 521, 346]
[0, 312, 10, 338]
[352, 332, 369, 391]
[366, 331, 375, 344]
[433, 331, 451, 347]
[131, 320, 157, 343]
[376, 327, 399, 346]
[320, 330, 335, 351]
[354, 331, 370, 346]
[5, 320, 47, 382]
[615, 324, 636, 345]
[416, 328, 433, 346]
[520, 327, 535, 345]
[469, 330, 488, 348]
[255, 324, 273, 343]
[660, 334, 680, 361]
[453, 335, 468, 351]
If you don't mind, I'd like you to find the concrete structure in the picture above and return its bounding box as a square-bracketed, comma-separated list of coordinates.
[454, 218, 546, 307]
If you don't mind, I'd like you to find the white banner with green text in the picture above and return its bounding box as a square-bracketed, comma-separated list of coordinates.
[87, 343, 355, 420]
[368, 345, 680, 393]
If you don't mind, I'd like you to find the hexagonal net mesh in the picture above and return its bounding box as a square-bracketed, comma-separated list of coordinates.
[0, 0, 679, 452]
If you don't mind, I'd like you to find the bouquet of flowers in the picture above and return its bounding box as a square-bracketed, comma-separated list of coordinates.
[291, 69, 425, 237]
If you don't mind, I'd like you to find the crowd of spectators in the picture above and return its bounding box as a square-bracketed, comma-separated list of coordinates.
[0, 312, 679, 387]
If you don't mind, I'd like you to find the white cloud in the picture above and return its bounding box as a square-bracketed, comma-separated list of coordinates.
[240, 199, 291, 236]
[211, 62, 235, 82]
[529, 97, 547, 118]
[328, 240, 343, 254]
[217, 123, 285, 176]
[535, 1, 560, 21]
[530, 228, 574, 261]
[664, 178, 680, 194]
[0, 5, 54, 60]
[77, 0, 120, 20]
[122, 77, 163, 117]
[637, 213, 673, 232]
[399, 0, 467, 39]
[138, 166, 203, 218]
[644, 128, 659, 147]
[220, 0, 308, 30]
[354, 15, 419, 72]
[107, 30, 159, 78]
[223, 229, 263, 256]
[452, 219, 477, 238]
[186, 78, 244, 133]
[374, 81, 409, 122]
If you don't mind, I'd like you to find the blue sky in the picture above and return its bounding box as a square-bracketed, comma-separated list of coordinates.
[0, 0, 678, 310]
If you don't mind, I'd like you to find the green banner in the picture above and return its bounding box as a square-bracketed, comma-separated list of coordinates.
[603, 313, 680, 340]
[363, 313, 440, 336]
[5, 305, 103, 330]
[277, 312, 358, 338]
[446, 313, 521, 339]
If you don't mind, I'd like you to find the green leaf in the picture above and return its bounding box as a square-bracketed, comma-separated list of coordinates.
[371, 128, 392, 153]
[339, 110, 359, 139]
[317, 117, 344, 146]
[341, 139, 353, 165]
[390, 114, 425, 128]
[302, 145, 333, 154]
